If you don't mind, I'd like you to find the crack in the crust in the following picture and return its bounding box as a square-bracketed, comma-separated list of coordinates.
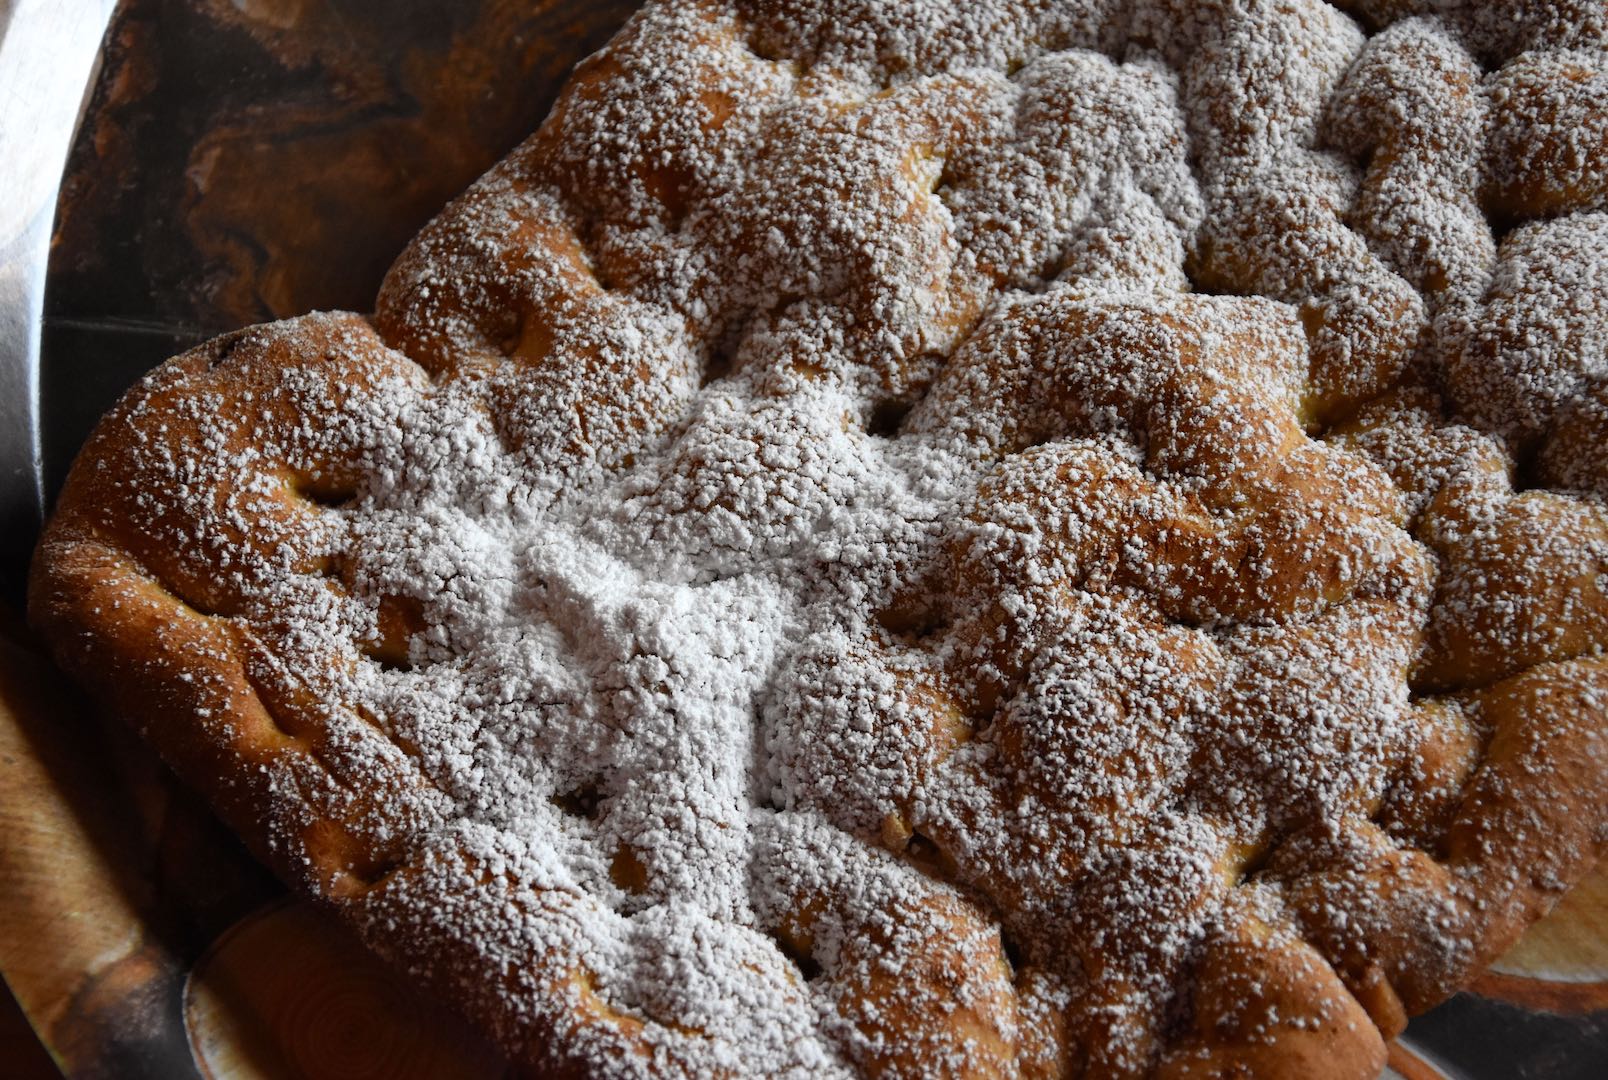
[496, 307, 526, 358]
[123, 544, 249, 623]
[240, 665, 307, 744]
[1321, 0, 1387, 37]
[765, 925, 823, 983]
[235, 647, 384, 810]
[874, 599, 948, 642]
[356, 593, 426, 672]
[238, 657, 343, 772]
[267, 727, 369, 833]
[205, 328, 251, 369]
[1410, 642, 1605, 699]
[1228, 835, 1277, 888]
[324, 840, 407, 896]
[866, 397, 914, 438]
[699, 340, 735, 388]
[350, 853, 407, 893]
[297, 806, 408, 899]
[743, 27, 787, 66]
[240, 666, 434, 900]
[1505, 434, 1555, 496]
[998, 928, 1025, 979]
[884, 820, 1068, 1003]
[287, 472, 359, 511]
[900, 828, 960, 882]
[552, 779, 606, 822]
[350, 701, 425, 764]
[310, 550, 348, 583]
[361, 648, 411, 674]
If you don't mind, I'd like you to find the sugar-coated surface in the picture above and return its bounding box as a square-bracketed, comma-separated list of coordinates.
[33, 1, 1608, 1077]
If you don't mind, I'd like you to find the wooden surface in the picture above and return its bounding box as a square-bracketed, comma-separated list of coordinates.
[0, 604, 513, 1078]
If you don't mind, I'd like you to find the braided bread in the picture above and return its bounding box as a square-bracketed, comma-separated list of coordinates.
[31, 1, 1608, 1077]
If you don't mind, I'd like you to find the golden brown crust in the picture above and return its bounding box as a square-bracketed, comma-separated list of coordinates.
[30, 315, 435, 894]
[29, 1, 1608, 1077]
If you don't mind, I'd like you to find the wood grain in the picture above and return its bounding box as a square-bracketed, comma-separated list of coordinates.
[184, 900, 511, 1079]
[1, 593, 289, 1076]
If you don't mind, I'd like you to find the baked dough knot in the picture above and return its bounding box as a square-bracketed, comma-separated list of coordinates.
[28, 1, 1608, 1079]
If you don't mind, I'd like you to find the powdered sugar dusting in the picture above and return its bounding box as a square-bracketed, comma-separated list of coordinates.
[32, 1, 1608, 1077]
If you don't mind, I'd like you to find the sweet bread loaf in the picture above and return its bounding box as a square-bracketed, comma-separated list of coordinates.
[31, 1, 1608, 1076]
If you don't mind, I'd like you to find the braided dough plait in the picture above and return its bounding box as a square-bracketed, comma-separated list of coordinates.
[30, 1, 1608, 1078]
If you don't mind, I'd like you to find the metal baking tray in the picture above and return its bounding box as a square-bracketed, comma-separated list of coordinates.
[0, 2, 1604, 1077]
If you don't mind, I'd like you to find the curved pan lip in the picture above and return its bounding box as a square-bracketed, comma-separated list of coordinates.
[0, 0, 119, 603]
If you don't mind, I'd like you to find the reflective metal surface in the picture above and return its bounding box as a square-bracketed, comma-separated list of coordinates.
[0, 0, 119, 601]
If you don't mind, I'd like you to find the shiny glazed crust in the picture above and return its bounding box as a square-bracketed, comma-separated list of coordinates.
[31, 1, 1608, 1077]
